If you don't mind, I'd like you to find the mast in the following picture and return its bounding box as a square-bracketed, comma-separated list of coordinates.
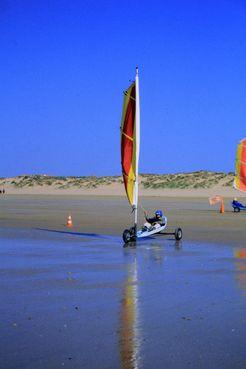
[120, 67, 140, 238]
[134, 67, 140, 234]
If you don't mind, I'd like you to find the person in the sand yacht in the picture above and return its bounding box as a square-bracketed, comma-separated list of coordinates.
[232, 198, 246, 208]
[143, 209, 165, 231]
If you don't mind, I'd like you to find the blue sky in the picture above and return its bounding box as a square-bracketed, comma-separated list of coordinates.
[0, 0, 245, 177]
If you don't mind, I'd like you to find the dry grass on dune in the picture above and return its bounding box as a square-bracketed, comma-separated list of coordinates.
[141, 171, 234, 189]
[0, 171, 234, 190]
[0, 174, 123, 190]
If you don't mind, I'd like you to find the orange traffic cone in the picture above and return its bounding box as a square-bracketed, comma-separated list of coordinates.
[220, 201, 225, 214]
[67, 214, 73, 227]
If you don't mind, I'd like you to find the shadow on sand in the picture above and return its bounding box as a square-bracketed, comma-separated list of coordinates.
[36, 228, 105, 239]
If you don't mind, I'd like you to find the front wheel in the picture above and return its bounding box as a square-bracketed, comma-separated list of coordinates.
[175, 227, 182, 240]
[123, 229, 132, 243]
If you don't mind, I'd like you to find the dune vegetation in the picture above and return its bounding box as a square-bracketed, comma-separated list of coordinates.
[141, 171, 234, 189]
[0, 175, 121, 189]
[0, 171, 234, 190]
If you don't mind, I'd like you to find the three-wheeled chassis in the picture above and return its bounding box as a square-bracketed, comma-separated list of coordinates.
[232, 205, 246, 213]
[123, 226, 182, 243]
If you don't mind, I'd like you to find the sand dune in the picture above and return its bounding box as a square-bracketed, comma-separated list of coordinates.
[0, 171, 242, 197]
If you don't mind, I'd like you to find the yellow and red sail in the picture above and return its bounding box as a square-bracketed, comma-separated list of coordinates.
[120, 80, 139, 206]
[234, 137, 246, 192]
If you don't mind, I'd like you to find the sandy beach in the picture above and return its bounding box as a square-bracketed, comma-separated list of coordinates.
[0, 195, 245, 369]
[0, 194, 245, 245]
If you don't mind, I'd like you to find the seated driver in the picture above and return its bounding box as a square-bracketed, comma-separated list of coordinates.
[232, 197, 244, 207]
[143, 209, 164, 230]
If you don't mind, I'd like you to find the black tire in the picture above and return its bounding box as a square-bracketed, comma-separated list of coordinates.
[123, 229, 132, 243]
[129, 226, 137, 242]
[175, 227, 182, 241]
[234, 207, 240, 213]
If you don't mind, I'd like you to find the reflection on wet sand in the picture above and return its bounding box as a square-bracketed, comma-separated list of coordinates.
[143, 243, 165, 265]
[234, 249, 246, 293]
[119, 259, 140, 369]
[174, 240, 182, 250]
[119, 241, 178, 368]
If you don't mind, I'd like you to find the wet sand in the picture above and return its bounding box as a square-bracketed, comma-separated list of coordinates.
[1, 230, 245, 369]
[0, 195, 245, 245]
[0, 195, 246, 369]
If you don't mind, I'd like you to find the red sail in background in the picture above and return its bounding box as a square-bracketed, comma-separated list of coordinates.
[234, 138, 246, 192]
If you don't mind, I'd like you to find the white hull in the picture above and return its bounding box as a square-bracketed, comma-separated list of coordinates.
[137, 217, 167, 238]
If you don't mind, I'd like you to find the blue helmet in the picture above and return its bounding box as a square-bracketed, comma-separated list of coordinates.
[155, 209, 163, 217]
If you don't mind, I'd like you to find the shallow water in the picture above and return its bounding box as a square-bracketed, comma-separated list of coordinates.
[0, 228, 245, 369]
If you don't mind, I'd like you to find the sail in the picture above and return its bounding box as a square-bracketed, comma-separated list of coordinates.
[234, 137, 246, 192]
[120, 70, 140, 210]
[209, 195, 223, 205]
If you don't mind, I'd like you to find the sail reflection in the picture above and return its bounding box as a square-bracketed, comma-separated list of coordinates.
[234, 248, 246, 292]
[119, 260, 140, 369]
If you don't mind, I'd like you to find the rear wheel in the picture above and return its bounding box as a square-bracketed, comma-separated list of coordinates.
[234, 207, 240, 213]
[123, 229, 132, 243]
[175, 228, 182, 240]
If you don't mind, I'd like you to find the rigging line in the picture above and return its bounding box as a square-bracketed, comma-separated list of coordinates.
[123, 91, 136, 101]
[122, 172, 136, 182]
[121, 131, 133, 141]
[139, 204, 148, 214]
